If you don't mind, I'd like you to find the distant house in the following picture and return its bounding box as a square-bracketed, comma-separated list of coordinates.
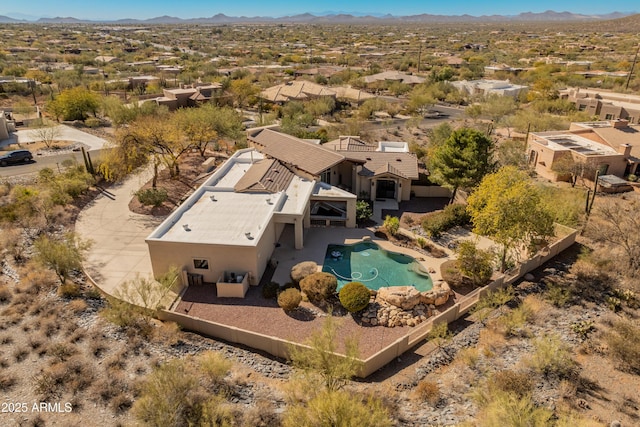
[363, 71, 425, 85]
[260, 81, 336, 103]
[560, 88, 640, 124]
[526, 119, 640, 182]
[451, 79, 528, 98]
[155, 83, 223, 110]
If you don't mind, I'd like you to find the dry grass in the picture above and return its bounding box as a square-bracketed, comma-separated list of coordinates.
[456, 347, 480, 368]
[0, 284, 12, 304]
[0, 372, 18, 391]
[68, 298, 88, 313]
[478, 327, 506, 357]
[414, 379, 441, 405]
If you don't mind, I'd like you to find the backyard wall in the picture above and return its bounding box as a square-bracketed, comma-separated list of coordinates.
[411, 185, 452, 198]
[162, 225, 578, 378]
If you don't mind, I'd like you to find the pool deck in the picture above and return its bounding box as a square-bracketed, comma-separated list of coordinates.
[270, 226, 449, 286]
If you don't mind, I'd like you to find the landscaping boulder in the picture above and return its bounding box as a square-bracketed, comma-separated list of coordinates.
[377, 286, 422, 310]
[290, 261, 318, 285]
[420, 281, 452, 306]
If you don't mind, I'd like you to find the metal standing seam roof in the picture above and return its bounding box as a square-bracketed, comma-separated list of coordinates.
[234, 159, 295, 193]
[249, 128, 346, 176]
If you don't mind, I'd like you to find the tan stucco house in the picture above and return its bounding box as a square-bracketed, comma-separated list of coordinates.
[147, 129, 421, 297]
[526, 119, 640, 182]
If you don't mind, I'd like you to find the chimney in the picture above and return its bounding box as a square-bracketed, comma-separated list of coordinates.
[611, 119, 629, 129]
[618, 143, 632, 157]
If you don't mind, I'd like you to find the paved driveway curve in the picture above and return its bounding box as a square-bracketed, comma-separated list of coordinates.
[75, 167, 164, 298]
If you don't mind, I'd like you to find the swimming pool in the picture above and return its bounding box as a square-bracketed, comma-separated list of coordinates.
[322, 241, 433, 292]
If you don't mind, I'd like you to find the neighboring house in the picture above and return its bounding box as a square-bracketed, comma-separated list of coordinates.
[451, 79, 528, 98]
[331, 86, 376, 105]
[484, 64, 529, 75]
[147, 129, 421, 294]
[363, 71, 426, 85]
[560, 87, 640, 124]
[526, 119, 640, 182]
[155, 84, 223, 110]
[260, 81, 336, 103]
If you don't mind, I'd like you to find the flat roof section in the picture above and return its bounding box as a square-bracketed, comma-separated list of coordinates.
[153, 190, 282, 246]
[533, 133, 618, 156]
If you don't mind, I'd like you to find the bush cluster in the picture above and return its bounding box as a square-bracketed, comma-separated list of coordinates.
[262, 281, 280, 299]
[339, 282, 371, 313]
[421, 204, 470, 239]
[299, 272, 337, 302]
[383, 215, 400, 236]
[278, 288, 302, 311]
[135, 187, 168, 207]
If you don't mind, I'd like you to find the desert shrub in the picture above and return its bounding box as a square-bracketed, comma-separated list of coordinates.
[0, 284, 11, 304]
[604, 318, 640, 373]
[84, 117, 101, 128]
[440, 259, 464, 287]
[282, 390, 392, 427]
[339, 282, 370, 312]
[262, 281, 280, 299]
[278, 288, 302, 311]
[495, 303, 533, 337]
[0, 372, 17, 391]
[198, 351, 232, 384]
[299, 272, 337, 302]
[528, 334, 576, 378]
[421, 203, 470, 238]
[68, 299, 88, 313]
[544, 280, 572, 307]
[132, 358, 235, 427]
[383, 215, 400, 236]
[135, 187, 168, 207]
[58, 282, 82, 298]
[47, 342, 78, 362]
[414, 380, 440, 405]
[488, 370, 534, 399]
[457, 347, 479, 368]
[13, 347, 28, 362]
[290, 261, 318, 286]
[475, 391, 552, 427]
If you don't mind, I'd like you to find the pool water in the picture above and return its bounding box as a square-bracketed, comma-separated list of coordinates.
[322, 241, 433, 292]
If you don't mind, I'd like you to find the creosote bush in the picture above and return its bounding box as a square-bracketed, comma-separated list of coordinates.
[339, 281, 371, 313]
[135, 187, 168, 207]
[528, 334, 576, 378]
[414, 380, 440, 405]
[299, 272, 337, 302]
[278, 288, 302, 312]
[604, 317, 640, 373]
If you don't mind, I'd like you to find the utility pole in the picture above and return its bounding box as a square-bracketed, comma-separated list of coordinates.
[625, 43, 640, 91]
[417, 45, 422, 73]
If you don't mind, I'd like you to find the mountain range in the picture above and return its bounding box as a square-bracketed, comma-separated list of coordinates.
[0, 10, 635, 24]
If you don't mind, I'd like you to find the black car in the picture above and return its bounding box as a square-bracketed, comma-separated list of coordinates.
[0, 149, 34, 166]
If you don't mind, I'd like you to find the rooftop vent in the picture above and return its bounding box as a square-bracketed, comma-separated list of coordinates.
[396, 158, 402, 162]
[210, 195, 217, 201]
[183, 224, 191, 231]
[266, 198, 273, 205]
[245, 232, 254, 240]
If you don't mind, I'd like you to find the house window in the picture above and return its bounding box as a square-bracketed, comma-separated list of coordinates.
[320, 168, 331, 184]
[578, 104, 586, 111]
[193, 259, 209, 270]
[605, 114, 614, 120]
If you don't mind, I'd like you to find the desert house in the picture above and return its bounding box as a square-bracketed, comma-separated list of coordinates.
[526, 119, 640, 182]
[146, 129, 422, 296]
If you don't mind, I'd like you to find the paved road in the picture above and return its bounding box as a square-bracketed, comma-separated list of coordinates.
[0, 125, 108, 178]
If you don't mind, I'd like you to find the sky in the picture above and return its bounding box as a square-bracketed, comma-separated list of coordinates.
[1, 1, 634, 21]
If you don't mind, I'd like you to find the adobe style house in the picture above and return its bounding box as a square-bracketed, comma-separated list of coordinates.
[155, 83, 223, 110]
[560, 88, 640, 124]
[146, 129, 420, 296]
[526, 119, 640, 182]
[451, 79, 528, 98]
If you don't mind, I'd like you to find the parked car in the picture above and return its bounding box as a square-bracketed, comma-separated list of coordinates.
[0, 149, 34, 166]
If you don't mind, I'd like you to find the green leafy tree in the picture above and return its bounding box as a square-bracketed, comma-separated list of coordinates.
[47, 87, 99, 121]
[456, 240, 494, 287]
[467, 166, 554, 271]
[33, 232, 92, 284]
[429, 128, 495, 203]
